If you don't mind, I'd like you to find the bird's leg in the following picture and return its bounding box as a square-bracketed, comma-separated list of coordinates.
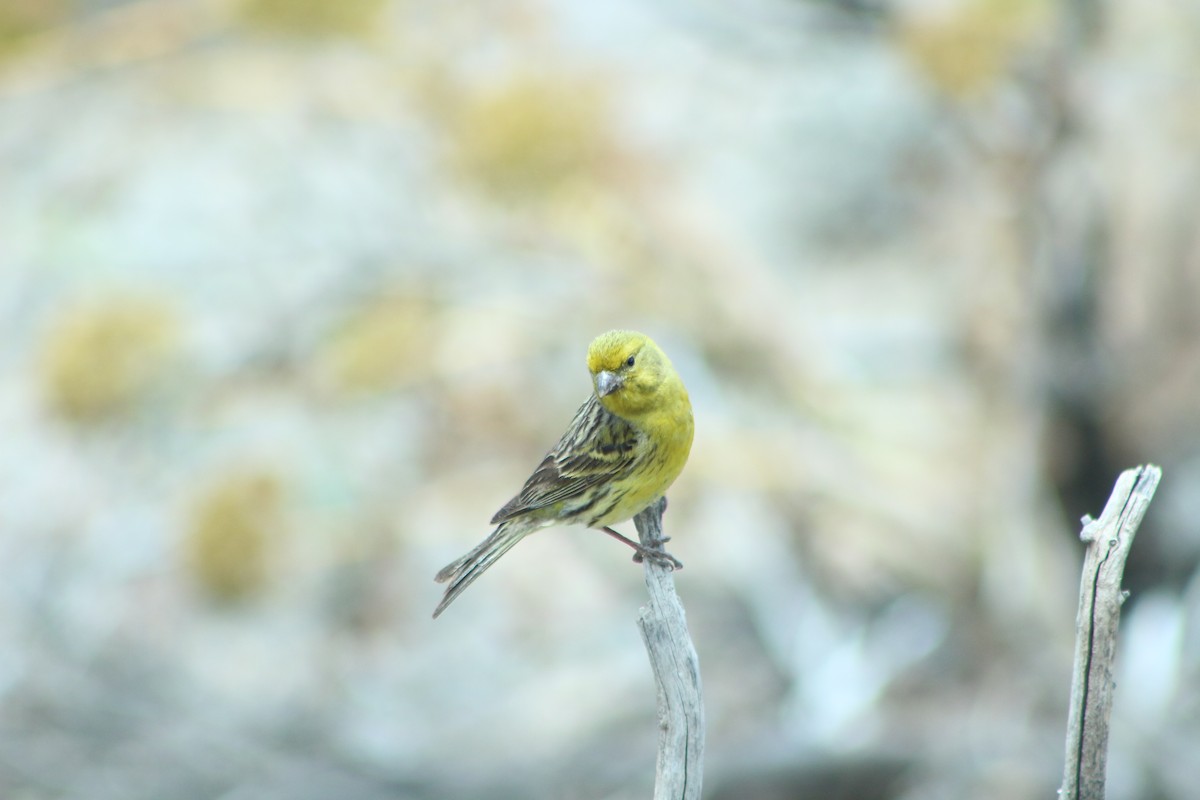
[599, 526, 683, 570]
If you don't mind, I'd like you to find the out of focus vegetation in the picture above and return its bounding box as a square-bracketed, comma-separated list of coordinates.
[448, 74, 615, 203]
[1, 2, 1197, 800]
[39, 299, 178, 422]
[186, 469, 284, 601]
[318, 293, 438, 394]
[236, 0, 386, 37]
[898, 0, 1052, 97]
[0, 0, 66, 48]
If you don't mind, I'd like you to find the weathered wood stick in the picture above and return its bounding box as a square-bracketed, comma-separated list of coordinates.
[633, 497, 705, 800]
[1060, 464, 1162, 800]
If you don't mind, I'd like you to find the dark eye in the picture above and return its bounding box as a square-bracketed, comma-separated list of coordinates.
[625, 355, 636, 368]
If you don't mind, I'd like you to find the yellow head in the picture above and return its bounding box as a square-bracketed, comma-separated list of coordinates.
[586, 330, 684, 420]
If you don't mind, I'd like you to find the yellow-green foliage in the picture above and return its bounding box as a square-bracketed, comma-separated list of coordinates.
[185, 471, 283, 602]
[449, 75, 613, 202]
[897, 0, 1051, 98]
[40, 298, 177, 423]
[319, 294, 435, 393]
[235, 0, 386, 37]
[0, 0, 66, 52]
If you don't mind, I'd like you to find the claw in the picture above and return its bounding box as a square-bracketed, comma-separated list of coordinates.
[634, 546, 682, 570]
[601, 525, 682, 571]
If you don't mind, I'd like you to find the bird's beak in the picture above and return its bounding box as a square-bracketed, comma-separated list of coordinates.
[595, 370, 622, 397]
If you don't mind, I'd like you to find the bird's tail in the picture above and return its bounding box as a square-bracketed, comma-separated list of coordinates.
[432, 523, 528, 618]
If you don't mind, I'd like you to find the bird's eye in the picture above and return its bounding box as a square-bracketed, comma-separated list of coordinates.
[625, 355, 636, 368]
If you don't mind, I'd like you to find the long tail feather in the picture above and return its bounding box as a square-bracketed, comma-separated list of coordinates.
[432, 524, 527, 618]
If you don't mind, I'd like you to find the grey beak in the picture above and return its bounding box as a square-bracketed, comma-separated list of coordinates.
[596, 370, 622, 397]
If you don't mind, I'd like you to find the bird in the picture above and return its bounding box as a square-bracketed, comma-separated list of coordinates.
[432, 330, 694, 618]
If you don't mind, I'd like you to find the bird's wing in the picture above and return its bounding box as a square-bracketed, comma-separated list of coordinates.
[490, 395, 641, 524]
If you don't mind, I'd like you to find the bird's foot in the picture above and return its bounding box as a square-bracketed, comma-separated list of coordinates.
[631, 539, 682, 570]
[600, 526, 682, 570]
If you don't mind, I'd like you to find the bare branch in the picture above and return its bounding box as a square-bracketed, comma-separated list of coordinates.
[633, 497, 705, 800]
[1060, 464, 1162, 800]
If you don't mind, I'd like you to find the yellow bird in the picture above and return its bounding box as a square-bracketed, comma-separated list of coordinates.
[433, 330, 694, 618]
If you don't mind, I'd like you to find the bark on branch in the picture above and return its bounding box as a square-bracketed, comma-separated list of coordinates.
[633, 497, 705, 800]
[1060, 464, 1162, 800]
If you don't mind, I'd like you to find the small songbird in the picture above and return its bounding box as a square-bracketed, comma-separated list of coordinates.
[433, 330, 694, 618]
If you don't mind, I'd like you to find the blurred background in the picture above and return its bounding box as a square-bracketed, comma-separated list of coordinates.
[2, 0, 1199, 798]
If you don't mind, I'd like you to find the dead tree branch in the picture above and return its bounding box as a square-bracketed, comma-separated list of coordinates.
[1060, 464, 1162, 800]
[633, 497, 705, 800]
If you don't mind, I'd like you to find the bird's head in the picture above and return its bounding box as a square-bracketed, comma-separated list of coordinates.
[586, 330, 676, 419]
